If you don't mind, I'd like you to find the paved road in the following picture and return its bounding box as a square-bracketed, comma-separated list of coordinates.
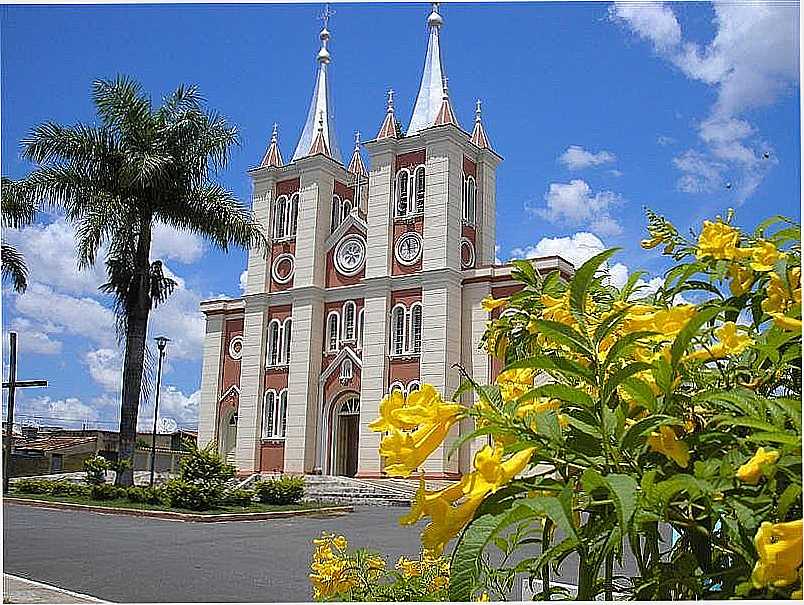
[3, 503, 423, 603]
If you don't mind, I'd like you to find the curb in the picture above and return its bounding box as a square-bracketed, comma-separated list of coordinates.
[4, 497, 353, 522]
[4, 573, 109, 603]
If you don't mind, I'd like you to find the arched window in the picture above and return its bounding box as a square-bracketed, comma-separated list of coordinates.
[395, 169, 409, 217]
[463, 176, 476, 224]
[273, 195, 288, 239]
[342, 301, 356, 342]
[391, 305, 406, 356]
[356, 308, 365, 349]
[327, 312, 340, 352]
[414, 166, 426, 213]
[262, 390, 276, 438]
[278, 390, 288, 438]
[407, 380, 421, 394]
[266, 319, 281, 366]
[389, 381, 405, 395]
[409, 303, 423, 354]
[340, 358, 353, 383]
[331, 195, 341, 233]
[341, 199, 353, 222]
[288, 193, 299, 237]
[282, 318, 292, 364]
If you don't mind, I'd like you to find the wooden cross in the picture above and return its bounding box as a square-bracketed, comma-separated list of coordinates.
[3, 331, 48, 493]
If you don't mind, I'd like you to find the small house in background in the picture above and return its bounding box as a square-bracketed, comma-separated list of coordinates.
[5, 426, 197, 478]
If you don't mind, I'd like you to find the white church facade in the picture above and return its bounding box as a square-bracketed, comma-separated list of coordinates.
[196, 4, 572, 478]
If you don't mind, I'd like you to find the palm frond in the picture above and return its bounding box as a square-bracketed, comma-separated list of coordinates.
[1, 176, 38, 228]
[1, 243, 28, 293]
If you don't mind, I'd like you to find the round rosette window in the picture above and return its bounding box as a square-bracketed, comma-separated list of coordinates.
[460, 238, 476, 269]
[395, 232, 423, 266]
[334, 235, 366, 276]
[272, 253, 295, 284]
[228, 335, 243, 360]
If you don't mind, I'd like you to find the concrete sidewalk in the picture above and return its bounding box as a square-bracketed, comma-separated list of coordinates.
[3, 574, 108, 604]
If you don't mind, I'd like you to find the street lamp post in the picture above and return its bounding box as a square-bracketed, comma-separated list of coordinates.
[150, 336, 170, 488]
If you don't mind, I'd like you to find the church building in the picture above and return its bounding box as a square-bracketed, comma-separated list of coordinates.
[196, 4, 572, 478]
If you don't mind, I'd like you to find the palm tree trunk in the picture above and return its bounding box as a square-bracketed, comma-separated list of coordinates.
[115, 218, 152, 487]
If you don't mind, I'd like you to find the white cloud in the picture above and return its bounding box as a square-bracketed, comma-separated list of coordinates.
[672, 149, 726, 193]
[12, 282, 116, 347]
[239, 269, 248, 293]
[532, 179, 623, 236]
[12, 394, 100, 428]
[610, 1, 797, 203]
[4, 318, 62, 355]
[657, 135, 676, 146]
[151, 223, 205, 265]
[3, 218, 106, 296]
[559, 146, 617, 170]
[85, 348, 122, 392]
[137, 386, 200, 432]
[149, 264, 204, 361]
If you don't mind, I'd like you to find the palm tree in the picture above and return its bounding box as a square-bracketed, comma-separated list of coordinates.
[1, 177, 37, 292]
[22, 76, 266, 486]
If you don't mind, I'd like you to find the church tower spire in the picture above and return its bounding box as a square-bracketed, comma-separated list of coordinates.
[407, 3, 449, 135]
[261, 123, 284, 168]
[470, 99, 492, 149]
[376, 89, 399, 140]
[291, 6, 342, 163]
[433, 77, 458, 127]
[348, 130, 367, 176]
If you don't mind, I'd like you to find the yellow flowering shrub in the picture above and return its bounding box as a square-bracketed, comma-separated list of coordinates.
[363, 210, 799, 601]
[309, 532, 450, 601]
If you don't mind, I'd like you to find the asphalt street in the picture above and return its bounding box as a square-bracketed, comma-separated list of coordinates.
[3, 504, 424, 602]
[3, 503, 640, 602]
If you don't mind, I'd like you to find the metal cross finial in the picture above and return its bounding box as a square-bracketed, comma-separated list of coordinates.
[442, 76, 449, 98]
[320, 4, 335, 28]
[354, 130, 361, 148]
[475, 99, 482, 120]
[387, 88, 395, 109]
[272, 122, 279, 140]
[318, 110, 324, 131]
[432, 2, 440, 14]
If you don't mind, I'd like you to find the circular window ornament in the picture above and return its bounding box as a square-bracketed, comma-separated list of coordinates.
[334, 235, 366, 276]
[228, 335, 244, 360]
[272, 253, 295, 284]
[460, 238, 476, 269]
[395, 232, 423, 266]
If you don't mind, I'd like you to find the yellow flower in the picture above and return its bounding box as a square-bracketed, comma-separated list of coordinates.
[402, 445, 536, 555]
[475, 592, 490, 601]
[430, 575, 449, 591]
[371, 385, 464, 477]
[540, 292, 575, 327]
[623, 304, 696, 337]
[481, 296, 508, 313]
[728, 264, 754, 297]
[772, 314, 803, 333]
[685, 321, 752, 362]
[763, 268, 802, 316]
[737, 447, 780, 485]
[516, 397, 569, 429]
[748, 241, 783, 272]
[696, 220, 742, 261]
[647, 425, 689, 468]
[752, 519, 803, 589]
[496, 368, 535, 401]
[396, 556, 421, 578]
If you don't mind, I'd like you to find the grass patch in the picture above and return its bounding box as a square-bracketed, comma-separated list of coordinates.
[8, 491, 329, 515]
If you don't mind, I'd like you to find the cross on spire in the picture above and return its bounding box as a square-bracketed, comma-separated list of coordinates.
[354, 130, 361, 149]
[387, 88, 395, 109]
[320, 4, 334, 28]
[475, 99, 482, 119]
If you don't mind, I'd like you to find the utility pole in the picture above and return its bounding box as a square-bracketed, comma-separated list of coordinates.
[3, 332, 48, 493]
[149, 336, 170, 488]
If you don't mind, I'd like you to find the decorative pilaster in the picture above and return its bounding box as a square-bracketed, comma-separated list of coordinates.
[234, 298, 268, 473]
[197, 314, 225, 448]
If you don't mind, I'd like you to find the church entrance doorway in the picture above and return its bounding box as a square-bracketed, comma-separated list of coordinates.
[333, 396, 359, 477]
[220, 409, 238, 466]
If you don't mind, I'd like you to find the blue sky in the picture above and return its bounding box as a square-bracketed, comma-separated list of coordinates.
[1, 2, 800, 431]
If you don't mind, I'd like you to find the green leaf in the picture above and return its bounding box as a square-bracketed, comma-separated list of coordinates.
[747, 432, 802, 446]
[604, 331, 658, 368]
[504, 354, 594, 382]
[569, 248, 620, 323]
[593, 305, 632, 345]
[446, 425, 496, 460]
[520, 383, 595, 408]
[582, 469, 639, 533]
[618, 377, 657, 412]
[601, 362, 653, 406]
[529, 319, 595, 360]
[670, 306, 722, 370]
[620, 414, 678, 451]
[778, 484, 801, 518]
[449, 504, 537, 601]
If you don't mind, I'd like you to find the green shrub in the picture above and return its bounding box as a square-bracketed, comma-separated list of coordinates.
[126, 486, 163, 504]
[254, 476, 304, 505]
[90, 483, 124, 501]
[83, 455, 110, 486]
[178, 441, 235, 484]
[13, 478, 56, 494]
[223, 488, 255, 507]
[50, 480, 90, 497]
[161, 478, 221, 511]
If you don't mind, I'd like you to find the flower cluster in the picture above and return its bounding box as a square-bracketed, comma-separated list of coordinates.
[309, 533, 357, 600]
